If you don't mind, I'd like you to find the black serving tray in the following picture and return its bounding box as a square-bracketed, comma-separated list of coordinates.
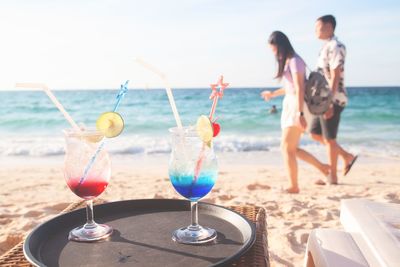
[24, 199, 256, 267]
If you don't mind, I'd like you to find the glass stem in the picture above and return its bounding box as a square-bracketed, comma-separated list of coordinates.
[189, 201, 200, 230]
[85, 200, 96, 229]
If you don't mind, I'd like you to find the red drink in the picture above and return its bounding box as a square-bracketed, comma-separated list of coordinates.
[67, 178, 109, 200]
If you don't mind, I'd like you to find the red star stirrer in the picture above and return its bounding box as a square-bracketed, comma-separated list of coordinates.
[209, 75, 229, 121]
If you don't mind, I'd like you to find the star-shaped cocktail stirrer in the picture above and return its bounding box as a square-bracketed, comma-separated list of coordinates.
[209, 75, 229, 100]
[209, 75, 229, 121]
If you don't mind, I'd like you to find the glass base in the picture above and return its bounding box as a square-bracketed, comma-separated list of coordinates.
[172, 224, 217, 244]
[69, 223, 113, 242]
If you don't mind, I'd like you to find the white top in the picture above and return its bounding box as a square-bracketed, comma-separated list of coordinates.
[283, 55, 306, 95]
[316, 36, 348, 106]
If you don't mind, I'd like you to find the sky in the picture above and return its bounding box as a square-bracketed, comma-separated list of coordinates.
[1, 0, 399, 90]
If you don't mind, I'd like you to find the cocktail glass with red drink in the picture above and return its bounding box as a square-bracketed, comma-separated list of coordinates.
[64, 129, 112, 242]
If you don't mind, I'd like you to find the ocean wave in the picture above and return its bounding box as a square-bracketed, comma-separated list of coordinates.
[0, 135, 280, 157]
[1, 134, 399, 160]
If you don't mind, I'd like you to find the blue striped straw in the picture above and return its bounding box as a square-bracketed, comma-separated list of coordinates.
[76, 80, 129, 189]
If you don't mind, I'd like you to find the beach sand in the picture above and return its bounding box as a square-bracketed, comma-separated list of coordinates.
[1, 152, 399, 266]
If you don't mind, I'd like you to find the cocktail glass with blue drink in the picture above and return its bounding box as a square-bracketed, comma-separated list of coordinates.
[169, 126, 218, 244]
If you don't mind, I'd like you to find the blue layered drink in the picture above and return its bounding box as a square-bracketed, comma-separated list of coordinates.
[169, 170, 217, 201]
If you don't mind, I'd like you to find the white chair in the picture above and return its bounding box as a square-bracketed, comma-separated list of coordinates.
[304, 229, 368, 267]
[341, 199, 400, 267]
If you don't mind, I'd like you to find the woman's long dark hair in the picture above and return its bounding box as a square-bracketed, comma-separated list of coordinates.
[268, 31, 295, 79]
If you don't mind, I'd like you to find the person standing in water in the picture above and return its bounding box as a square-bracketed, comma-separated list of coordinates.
[269, 105, 278, 114]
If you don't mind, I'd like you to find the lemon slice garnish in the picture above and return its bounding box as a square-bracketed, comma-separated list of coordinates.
[196, 115, 213, 147]
[96, 112, 124, 138]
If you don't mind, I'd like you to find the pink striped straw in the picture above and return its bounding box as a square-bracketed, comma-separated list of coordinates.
[193, 75, 229, 181]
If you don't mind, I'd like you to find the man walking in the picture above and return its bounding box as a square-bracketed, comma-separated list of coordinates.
[310, 15, 357, 184]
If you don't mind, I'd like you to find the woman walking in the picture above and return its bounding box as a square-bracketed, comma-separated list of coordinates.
[261, 31, 330, 193]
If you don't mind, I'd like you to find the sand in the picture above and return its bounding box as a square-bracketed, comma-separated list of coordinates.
[1, 152, 400, 266]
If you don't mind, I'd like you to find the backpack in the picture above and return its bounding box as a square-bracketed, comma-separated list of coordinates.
[304, 70, 332, 115]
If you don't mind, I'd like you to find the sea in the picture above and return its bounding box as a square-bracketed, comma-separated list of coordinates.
[1, 87, 399, 159]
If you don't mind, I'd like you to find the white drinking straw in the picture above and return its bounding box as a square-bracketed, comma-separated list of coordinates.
[16, 83, 81, 132]
[135, 58, 183, 129]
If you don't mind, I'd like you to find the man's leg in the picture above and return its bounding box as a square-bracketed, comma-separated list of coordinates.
[308, 115, 332, 184]
[336, 143, 357, 174]
[320, 104, 344, 183]
[325, 139, 339, 184]
[310, 113, 355, 169]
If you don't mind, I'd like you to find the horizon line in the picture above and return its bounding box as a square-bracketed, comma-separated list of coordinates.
[1, 85, 400, 91]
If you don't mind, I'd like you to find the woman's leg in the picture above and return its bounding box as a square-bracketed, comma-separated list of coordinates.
[296, 148, 330, 176]
[281, 127, 302, 193]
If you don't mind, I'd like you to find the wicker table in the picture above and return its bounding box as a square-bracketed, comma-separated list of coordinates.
[0, 200, 269, 267]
